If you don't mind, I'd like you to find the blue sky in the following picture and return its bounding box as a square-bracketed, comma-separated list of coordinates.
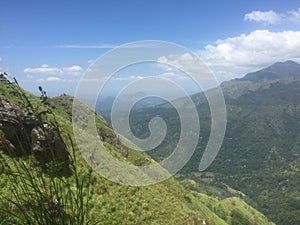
[1, 0, 300, 96]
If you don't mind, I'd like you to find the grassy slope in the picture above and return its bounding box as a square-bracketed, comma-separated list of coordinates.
[0, 78, 273, 225]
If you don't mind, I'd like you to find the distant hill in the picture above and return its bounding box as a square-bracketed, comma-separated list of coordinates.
[96, 93, 167, 123]
[129, 60, 300, 224]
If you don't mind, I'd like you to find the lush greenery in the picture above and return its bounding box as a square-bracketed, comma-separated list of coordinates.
[128, 61, 300, 224]
[0, 77, 273, 224]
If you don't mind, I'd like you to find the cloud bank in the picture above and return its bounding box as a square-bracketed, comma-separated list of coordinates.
[159, 29, 300, 82]
[244, 10, 281, 24]
[200, 30, 300, 68]
[244, 8, 300, 24]
[24, 64, 83, 76]
[288, 8, 300, 23]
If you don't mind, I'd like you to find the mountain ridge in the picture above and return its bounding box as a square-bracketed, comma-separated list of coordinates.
[129, 60, 300, 224]
[240, 60, 300, 82]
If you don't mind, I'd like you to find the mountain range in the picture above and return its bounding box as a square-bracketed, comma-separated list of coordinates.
[128, 60, 300, 224]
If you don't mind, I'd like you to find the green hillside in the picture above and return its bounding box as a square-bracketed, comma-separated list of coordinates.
[129, 61, 300, 224]
[0, 76, 273, 224]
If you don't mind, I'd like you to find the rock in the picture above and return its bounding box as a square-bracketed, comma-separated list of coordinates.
[0, 99, 24, 129]
[0, 99, 31, 155]
[24, 111, 39, 128]
[31, 122, 69, 165]
[98, 127, 129, 157]
[0, 138, 16, 154]
[0, 99, 68, 166]
[120, 145, 128, 157]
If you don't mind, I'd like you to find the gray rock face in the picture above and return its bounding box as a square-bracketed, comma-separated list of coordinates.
[31, 122, 69, 164]
[0, 99, 31, 154]
[0, 99, 69, 165]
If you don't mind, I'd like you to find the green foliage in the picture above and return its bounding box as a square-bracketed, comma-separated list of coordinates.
[128, 61, 300, 224]
[231, 209, 251, 225]
[0, 77, 275, 224]
[0, 148, 95, 225]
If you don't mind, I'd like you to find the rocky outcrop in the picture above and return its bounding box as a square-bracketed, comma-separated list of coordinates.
[31, 122, 69, 165]
[0, 99, 69, 165]
[98, 127, 128, 157]
[0, 99, 33, 155]
[120, 145, 128, 157]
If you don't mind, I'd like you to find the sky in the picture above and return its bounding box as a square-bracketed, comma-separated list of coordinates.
[1, 0, 300, 97]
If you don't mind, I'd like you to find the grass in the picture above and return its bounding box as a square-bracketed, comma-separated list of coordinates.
[0, 133, 97, 225]
[0, 77, 275, 224]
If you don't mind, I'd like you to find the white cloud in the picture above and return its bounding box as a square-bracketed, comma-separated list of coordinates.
[112, 73, 188, 82]
[244, 10, 281, 24]
[157, 53, 210, 78]
[88, 59, 95, 65]
[24, 66, 61, 74]
[24, 64, 83, 76]
[47, 76, 61, 81]
[199, 29, 300, 80]
[26, 75, 34, 79]
[158, 72, 188, 80]
[129, 75, 143, 79]
[62, 65, 83, 74]
[160, 72, 176, 78]
[245, 8, 300, 25]
[37, 76, 62, 82]
[114, 75, 144, 81]
[157, 53, 219, 91]
[158, 53, 202, 73]
[288, 8, 300, 23]
[201, 30, 300, 66]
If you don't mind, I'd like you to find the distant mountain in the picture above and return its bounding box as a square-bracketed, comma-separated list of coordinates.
[129, 61, 300, 224]
[241, 60, 300, 82]
[96, 93, 167, 123]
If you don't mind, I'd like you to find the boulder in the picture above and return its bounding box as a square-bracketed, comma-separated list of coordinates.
[120, 145, 128, 158]
[0, 99, 69, 166]
[31, 122, 69, 165]
[0, 99, 31, 155]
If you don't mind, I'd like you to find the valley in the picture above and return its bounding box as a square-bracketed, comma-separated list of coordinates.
[127, 61, 300, 224]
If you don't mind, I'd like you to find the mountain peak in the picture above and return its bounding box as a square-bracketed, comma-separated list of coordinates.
[269, 60, 300, 69]
[241, 60, 300, 82]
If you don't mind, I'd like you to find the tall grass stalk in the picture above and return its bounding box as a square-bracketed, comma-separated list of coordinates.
[0, 135, 98, 225]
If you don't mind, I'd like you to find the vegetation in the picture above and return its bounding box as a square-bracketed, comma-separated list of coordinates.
[128, 61, 300, 224]
[0, 76, 274, 224]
